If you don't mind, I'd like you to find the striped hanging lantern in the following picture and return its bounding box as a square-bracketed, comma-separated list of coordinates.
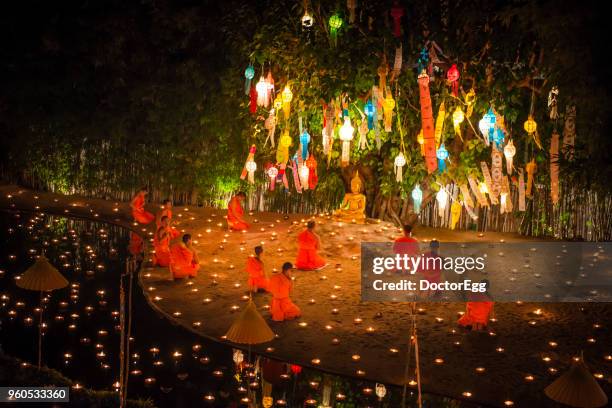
[411, 184, 422, 213]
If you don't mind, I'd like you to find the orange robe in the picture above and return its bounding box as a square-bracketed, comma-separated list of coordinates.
[267, 273, 301, 321]
[156, 209, 180, 239]
[393, 236, 419, 257]
[227, 197, 249, 231]
[153, 227, 171, 267]
[131, 194, 154, 224]
[169, 243, 199, 278]
[458, 296, 494, 327]
[295, 230, 326, 270]
[246, 257, 267, 291]
[128, 232, 143, 256]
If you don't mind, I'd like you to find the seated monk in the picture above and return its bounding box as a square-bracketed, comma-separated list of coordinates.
[152, 216, 171, 267]
[246, 246, 268, 292]
[458, 280, 494, 331]
[227, 192, 249, 231]
[267, 262, 301, 322]
[131, 187, 155, 225]
[169, 234, 200, 279]
[295, 220, 326, 271]
[156, 199, 180, 239]
[333, 171, 366, 223]
[393, 224, 419, 259]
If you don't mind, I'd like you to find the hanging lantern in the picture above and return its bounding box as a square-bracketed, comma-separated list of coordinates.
[394, 152, 406, 182]
[358, 118, 368, 150]
[525, 159, 537, 198]
[503, 140, 516, 175]
[479, 182, 488, 195]
[446, 64, 460, 97]
[378, 57, 389, 92]
[282, 85, 293, 119]
[339, 117, 354, 166]
[299, 164, 310, 190]
[249, 85, 257, 114]
[417, 129, 425, 156]
[305, 155, 318, 189]
[245, 160, 257, 184]
[548, 86, 559, 120]
[290, 364, 302, 375]
[417, 71, 437, 173]
[478, 118, 490, 145]
[550, 130, 560, 204]
[411, 184, 422, 213]
[376, 383, 387, 401]
[329, 14, 343, 45]
[483, 108, 496, 135]
[273, 95, 282, 112]
[434, 101, 446, 147]
[450, 200, 462, 230]
[276, 130, 292, 164]
[299, 130, 310, 161]
[492, 128, 505, 149]
[264, 109, 277, 147]
[390, 1, 404, 38]
[524, 116, 537, 134]
[233, 349, 244, 365]
[364, 100, 375, 129]
[436, 143, 449, 172]
[417, 46, 429, 74]
[465, 88, 476, 118]
[266, 70, 275, 94]
[240, 145, 257, 180]
[347, 0, 356, 24]
[267, 166, 278, 191]
[244, 64, 255, 95]
[436, 188, 448, 218]
[383, 92, 395, 132]
[301, 9, 314, 27]
[256, 76, 269, 107]
[452, 106, 464, 140]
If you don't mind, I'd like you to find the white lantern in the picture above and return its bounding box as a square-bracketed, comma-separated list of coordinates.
[375, 383, 387, 400]
[436, 188, 448, 218]
[394, 152, 406, 182]
[500, 192, 508, 214]
[256, 76, 269, 107]
[339, 117, 355, 165]
[478, 118, 490, 146]
[267, 166, 278, 191]
[503, 140, 516, 175]
[299, 164, 309, 190]
[245, 160, 257, 184]
[232, 349, 244, 365]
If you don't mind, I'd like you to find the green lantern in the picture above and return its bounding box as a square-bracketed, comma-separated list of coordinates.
[329, 13, 343, 46]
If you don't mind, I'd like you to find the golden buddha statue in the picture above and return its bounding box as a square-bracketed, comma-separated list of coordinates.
[333, 171, 366, 223]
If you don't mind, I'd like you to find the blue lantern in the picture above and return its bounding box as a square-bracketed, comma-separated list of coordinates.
[483, 108, 496, 139]
[364, 100, 375, 130]
[244, 64, 255, 95]
[299, 130, 311, 161]
[417, 46, 429, 74]
[411, 184, 423, 213]
[436, 143, 449, 172]
[492, 127, 505, 149]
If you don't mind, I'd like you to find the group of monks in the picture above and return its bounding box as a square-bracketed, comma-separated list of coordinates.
[130, 188, 200, 280]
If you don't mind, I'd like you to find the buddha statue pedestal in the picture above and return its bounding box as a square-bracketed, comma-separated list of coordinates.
[333, 171, 366, 224]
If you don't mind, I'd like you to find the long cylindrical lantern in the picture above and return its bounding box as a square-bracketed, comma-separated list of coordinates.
[339, 117, 354, 166]
[244, 64, 254, 95]
[417, 72, 437, 173]
[436, 144, 449, 172]
[305, 155, 318, 189]
[526, 159, 537, 198]
[245, 160, 257, 184]
[267, 165, 278, 191]
[299, 130, 310, 161]
[434, 101, 446, 148]
[550, 130, 560, 204]
[436, 188, 448, 219]
[394, 152, 406, 182]
[503, 140, 516, 175]
[240, 145, 257, 180]
[411, 184, 422, 213]
[282, 85, 293, 119]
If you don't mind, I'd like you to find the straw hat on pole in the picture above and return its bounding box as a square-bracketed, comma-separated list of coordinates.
[16, 256, 68, 368]
[225, 300, 275, 345]
[544, 355, 608, 408]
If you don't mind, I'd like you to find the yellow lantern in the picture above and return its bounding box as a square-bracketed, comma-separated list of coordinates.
[524, 116, 537, 134]
[452, 106, 465, 139]
[383, 93, 395, 132]
[479, 182, 488, 195]
[417, 129, 425, 156]
[282, 85, 293, 119]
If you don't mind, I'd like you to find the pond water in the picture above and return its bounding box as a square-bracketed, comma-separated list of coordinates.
[0, 210, 478, 407]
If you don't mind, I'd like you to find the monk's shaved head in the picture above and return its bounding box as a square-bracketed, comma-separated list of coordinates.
[307, 220, 316, 229]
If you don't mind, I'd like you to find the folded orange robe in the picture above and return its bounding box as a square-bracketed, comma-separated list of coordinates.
[246, 257, 267, 291]
[156, 209, 180, 239]
[169, 243, 199, 278]
[128, 232, 143, 256]
[458, 301, 494, 327]
[153, 228, 171, 267]
[267, 273, 301, 321]
[227, 197, 249, 231]
[295, 230, 326, 270]
[131, 194, 154, 224]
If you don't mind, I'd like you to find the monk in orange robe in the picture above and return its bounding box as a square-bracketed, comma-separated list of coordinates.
[295, 221, 326, 270]
[169, 234, 200, 279]
[128, 232, 143, 257]
[246, 246, 267, 292]
[268, 262, 301, 322]
[227, 192, 249, 231]
[130, 187, 154, 224]
[393, 224, 419, 258]
[458, 281, 494, 331]
[153, 216, 171, 267]
[156, 199, 180, 239]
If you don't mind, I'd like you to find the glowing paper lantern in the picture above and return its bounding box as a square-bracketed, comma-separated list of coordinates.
[282, 85, 293, 119]
[378, 58, 389, 93]
[436, 143, 449, 172]
[411, 184, 423, 213]
[524, 116, 537, 134]
[550, 130, 560, 204]
[299, 130, 310, 161]
[276, 130, 291, 164]
[417, 72, 437, 173]
[492, 128, 505, 149]
[450, 200, 462, 230]
[479, 108, 496, 143]
[329, 14, 343, 45]
[264, 109, 277, 147]
[434, 101, 446, 147]
[376, 383, 387, 401]
[233, 349, 244, 365]
[436, 188, 448, 218]
[267, 166, 278, 191]
[548, 86, 559, 120]
[390, 2, 404, 38]
[301, 10, 314, 27]
[394, 152, 406, 182]
[479, 182, 488, 195]
[452, 106, 465, 139]
[244, 64, 255, 95]
[305, 155, 318, 189]
[245, 160, 257, 184]
[240, 145, 257, 181]
[503, 140, 516, 175]
[339, 117, 354, 166]
[465, 88, 476, 118]
[299, 164, 309, 190]
[478, 118, 491, 146]
[249, 85, 257, 114]
[447, 64, 460, 97]
[526, 159, 537, 198]
[383, 93, 395, 132]
[290, 365, 302, 375]
[256, 76, 270, 107]
[364, 100, 375, 129]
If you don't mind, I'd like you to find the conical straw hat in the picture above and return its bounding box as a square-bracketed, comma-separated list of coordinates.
[16, 256, 69, 292]
[225, 300, 274, 345]
[545, 359, 608, 408]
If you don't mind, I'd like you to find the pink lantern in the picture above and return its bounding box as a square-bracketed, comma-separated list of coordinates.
[390, 1, 404, 38]
[447, 64, 460, 97]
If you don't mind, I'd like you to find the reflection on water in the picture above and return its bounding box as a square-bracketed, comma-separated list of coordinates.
[0, 210, 471, 407]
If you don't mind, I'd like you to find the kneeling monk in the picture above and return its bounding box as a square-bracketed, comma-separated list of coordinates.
[268, 262, 301, 322]
[295, 221, 326, 270]
[246, 246, 267, 292]
[153, 216, 171, 267]
[131, 187, 155, 224]
[227, 192, 249, 231]
[156, 199, 180, 239]
[458, 280, 494, 331]
[170, 234, 200, 279]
